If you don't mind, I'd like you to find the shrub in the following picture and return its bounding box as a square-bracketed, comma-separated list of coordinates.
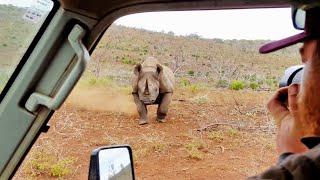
[87, 77, 113, 86]
[180, 78, 191, 87]
[121, 56, 136, 65]
[168, 31, 174, 36]
[50, 158, 75, 177]
[79, 72, 114, 87]
[226, 128, 240, 138]
[185, 139, 205, 151]
[208, 131, 224, 142]
[249, 82, 260, 90]
[229, 80, 245, 90]
[185, 139, 205, 160]
[151, 142, 167, 153]
[215, 79, 228, 88]
[189, 84, 199, 93]
[187, 33, 201, 39]
[24, 151, 75, 177]
[187, 70, 195, 76]
[187, 148, 204, 160]
[265, 76, 278, 89]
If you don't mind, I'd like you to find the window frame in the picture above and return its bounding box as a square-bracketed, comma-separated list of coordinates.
[0, 0, 60, 103]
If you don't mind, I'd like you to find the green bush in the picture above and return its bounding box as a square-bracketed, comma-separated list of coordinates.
[226, 128, 240, 138]
[229, 80, 245, 90]
[180, 78, 191, 87]
[50, 158, 74, 177]
[265, 76, 278, 89]
[187, 70, 195, 76]
[121, 56, 136, 65]
[215, 79, 228, 88]
[249, 82, 260, 90]
[189, 84, 199, 93]
[88, 77, 113, 86]
[24, 151, 75, 177]
[79, 73, 114, 87]
[185, 139, 205, 160]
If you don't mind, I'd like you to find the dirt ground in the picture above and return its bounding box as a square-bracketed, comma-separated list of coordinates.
[15, 86, 278, 180]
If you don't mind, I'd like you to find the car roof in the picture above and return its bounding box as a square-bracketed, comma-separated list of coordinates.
[59, 0, 308, 51]
[61, 0, 294, 19]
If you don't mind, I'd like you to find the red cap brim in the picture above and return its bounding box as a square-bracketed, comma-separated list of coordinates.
[259, 32, 308, 54]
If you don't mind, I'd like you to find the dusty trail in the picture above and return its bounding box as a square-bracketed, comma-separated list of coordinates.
[68, 86, 137, 114]
[16, 87, 277, 180]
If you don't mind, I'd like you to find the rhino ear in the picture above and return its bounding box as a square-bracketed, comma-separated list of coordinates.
[134, 63, 142, 75]
[156, 64, 163, 74]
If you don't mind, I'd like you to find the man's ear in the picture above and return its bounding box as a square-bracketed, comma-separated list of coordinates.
[156, 64, 163, 74]
[134, 63, 142, 75]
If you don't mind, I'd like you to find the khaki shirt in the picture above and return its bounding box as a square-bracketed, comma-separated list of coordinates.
[249, 137, 320, 180]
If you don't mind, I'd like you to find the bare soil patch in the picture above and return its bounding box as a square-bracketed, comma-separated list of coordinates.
[15, 87, 277, 180]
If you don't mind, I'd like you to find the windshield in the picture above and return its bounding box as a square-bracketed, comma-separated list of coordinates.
[0, 0, 53, 92]
[16, 8, 303, 179]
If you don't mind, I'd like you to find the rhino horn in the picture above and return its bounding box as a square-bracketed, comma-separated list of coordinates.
[144, 79, 150, 95]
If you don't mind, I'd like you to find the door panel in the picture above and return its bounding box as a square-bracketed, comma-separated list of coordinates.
[0, 7, 97, 179]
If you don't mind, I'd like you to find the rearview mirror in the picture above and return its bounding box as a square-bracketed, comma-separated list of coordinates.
[292, 7, 306, 30]
[88, 145, 135, 180]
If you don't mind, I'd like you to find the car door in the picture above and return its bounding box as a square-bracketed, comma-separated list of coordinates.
[0, 1, 97, 179]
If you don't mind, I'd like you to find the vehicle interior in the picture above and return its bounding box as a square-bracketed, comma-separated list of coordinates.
[0, 0, 316, 179]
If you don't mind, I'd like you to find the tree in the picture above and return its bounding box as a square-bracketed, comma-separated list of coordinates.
[172, 47, 185, 74]
[211, 58, 239, 81]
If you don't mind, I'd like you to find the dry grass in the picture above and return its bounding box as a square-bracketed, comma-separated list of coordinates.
[21, 145, 76, 178]
[184, 136, 207, 160]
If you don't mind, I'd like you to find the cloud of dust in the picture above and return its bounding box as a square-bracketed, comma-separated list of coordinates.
[67, 86, 137, 115]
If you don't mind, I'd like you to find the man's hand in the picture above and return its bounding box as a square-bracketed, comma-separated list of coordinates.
[267, 84, 308, 154]
[268, 41, 320, 155]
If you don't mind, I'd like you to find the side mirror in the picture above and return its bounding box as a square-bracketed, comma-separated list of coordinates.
[88, 145, 135, 180]
[292, 7, 306, 30]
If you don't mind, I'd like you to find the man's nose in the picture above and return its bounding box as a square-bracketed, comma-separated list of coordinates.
[144, 91, 150, 95]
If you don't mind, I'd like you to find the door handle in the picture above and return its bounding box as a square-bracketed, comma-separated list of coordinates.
[25, 24, 90, 112]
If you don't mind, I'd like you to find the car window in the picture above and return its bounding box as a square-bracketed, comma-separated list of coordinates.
[0, 0, 53, 93]
[16, 9, 302, 179]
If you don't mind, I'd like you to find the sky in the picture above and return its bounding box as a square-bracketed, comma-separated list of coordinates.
[115, 8, 303, 40]
[98, 148, 131, 179]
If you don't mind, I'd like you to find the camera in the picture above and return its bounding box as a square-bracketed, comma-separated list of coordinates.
[279, 65, 304, 88]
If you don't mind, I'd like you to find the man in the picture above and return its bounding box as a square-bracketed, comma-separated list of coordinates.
[249, 7, 320, 179]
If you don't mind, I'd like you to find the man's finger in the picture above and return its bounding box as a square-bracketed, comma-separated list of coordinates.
[267, 87, 288, 111]
[288, 84, 299, 112]
[267, 87, 290, 122]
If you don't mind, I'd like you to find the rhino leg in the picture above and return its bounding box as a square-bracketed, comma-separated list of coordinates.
[133, 94, 148, 125]
[157, 93, 172, 123]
